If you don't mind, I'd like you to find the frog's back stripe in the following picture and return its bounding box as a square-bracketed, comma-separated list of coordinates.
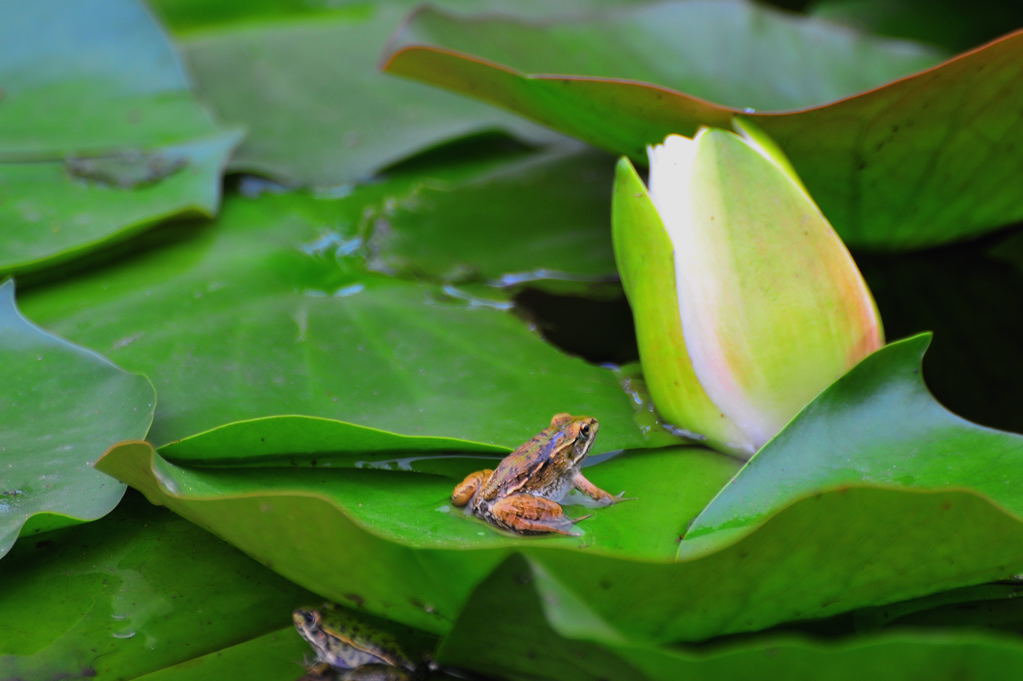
[342, 629, 409, 669]
[537, 430, 568, 461]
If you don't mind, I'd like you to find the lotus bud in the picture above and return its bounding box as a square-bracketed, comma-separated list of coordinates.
[612, 121, 883, 457]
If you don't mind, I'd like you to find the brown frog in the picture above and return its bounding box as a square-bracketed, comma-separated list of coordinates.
[451, 414, 629, 535]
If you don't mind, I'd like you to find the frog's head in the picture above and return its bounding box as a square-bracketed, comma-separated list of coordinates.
[549, 413, 599, 466]
[293, 608, 330, 652]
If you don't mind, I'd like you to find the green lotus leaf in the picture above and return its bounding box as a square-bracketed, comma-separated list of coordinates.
[161, 415, 506, 467]
[18, 158, 666, 451]
[95, 441, 738, 633]
[681, 334, 1023, 557]
[96, 433, 1023, 645]
[131, 628, 306, 681]
[382, 0, 1023, 249]
[439, 555, 1023, 681]
[0, 492, 315, 680]
[524, 486, 1023, 644]
[0, 280, 154, 559]
[850, 581, 1023, 632]
[0, 0, 241, 274]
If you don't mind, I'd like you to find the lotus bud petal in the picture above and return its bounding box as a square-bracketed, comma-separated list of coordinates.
[612, 122, 883, 457]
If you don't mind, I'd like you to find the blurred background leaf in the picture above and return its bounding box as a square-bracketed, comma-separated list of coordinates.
[389, 0, 944, 112]
[383, 0, 1023, 249]
[809, 0, 1023, 51]
[365, 146, 619, 292]
[176, 5, 556, 187]
[0, 0, 240, 274]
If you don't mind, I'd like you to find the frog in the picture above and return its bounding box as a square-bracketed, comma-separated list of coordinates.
[293, 605, 416, 681]
[450, 413, 630, 535]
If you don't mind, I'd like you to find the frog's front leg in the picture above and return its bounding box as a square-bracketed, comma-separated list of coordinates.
[490, 494, 590, 536]
[451, 469, 493, 507]
[298, 662, 333, 681]
[572, 471, 632, 506]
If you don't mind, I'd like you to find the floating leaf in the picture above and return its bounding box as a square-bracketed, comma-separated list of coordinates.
[0, 493, 315, 680]
[96, 441, 738, 633]
[97, 436, 1023, 644]
[0, 280, 154, 559]
[525, 486, 1023, 644]
[0, 0, 241, 273]
[161, 415, 505, 467]
[383, 1, 1023, 248]
[19, 159, 664, 451]
[681, 335, 1023, 557]
[440, 556, 1023, 681]
[131, 628, 307, 681]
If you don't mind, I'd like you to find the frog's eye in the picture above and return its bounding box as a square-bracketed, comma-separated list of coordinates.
[579, 423, 591, 438]
[293, 609, 320, 629]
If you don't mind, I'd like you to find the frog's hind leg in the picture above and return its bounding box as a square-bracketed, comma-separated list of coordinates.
[490, 494, 589, 536]
[451, 469, 493, 507]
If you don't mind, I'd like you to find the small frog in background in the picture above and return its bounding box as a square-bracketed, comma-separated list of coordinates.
[293, 605, 417, 681]
[451, 413, 631, 535]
